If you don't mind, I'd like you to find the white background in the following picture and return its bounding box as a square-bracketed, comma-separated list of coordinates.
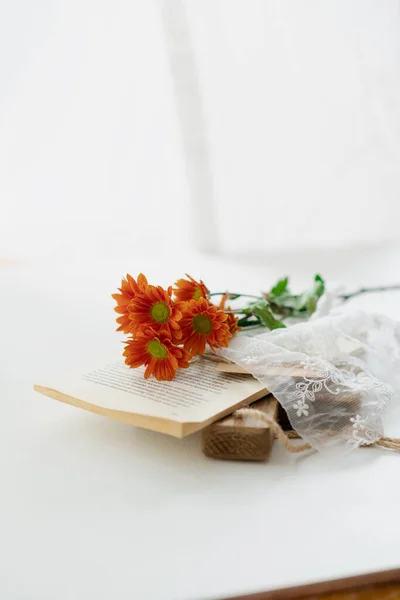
[2, 0, 400, 260]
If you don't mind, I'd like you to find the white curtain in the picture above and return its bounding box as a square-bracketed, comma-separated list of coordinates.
[178, 0, 400, 254]
[0, 0, 190, 260]
[2, 0, 400, 260]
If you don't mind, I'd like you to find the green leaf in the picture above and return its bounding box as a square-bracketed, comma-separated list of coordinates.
[314, 274, 325, 293]
[295, 274, 325, 314]
[236, 313, 251, 326]
[227, 293, 241, 301]
[250, 299, 286, 330]
[237, 317, 262, 327]
[270, 276, 289, 297]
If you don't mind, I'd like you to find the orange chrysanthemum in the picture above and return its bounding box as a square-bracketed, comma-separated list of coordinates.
[112, 273, 148, 333]
[123, 328, 191, 381]
[180, 297, 231, 355]
[129, 284, 182, 340]
[218, 294, 241, 336]
[174, 274, 209, 303]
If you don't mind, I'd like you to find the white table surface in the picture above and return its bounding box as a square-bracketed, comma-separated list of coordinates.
[2, 246, 400, 600]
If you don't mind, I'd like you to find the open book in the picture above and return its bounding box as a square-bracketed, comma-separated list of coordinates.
[34, 358, 267, 438]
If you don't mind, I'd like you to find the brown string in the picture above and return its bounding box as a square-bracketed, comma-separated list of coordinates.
[374, 437, 400, 451]
[234, 408, 400, 454]
[234, 408, 312, 454]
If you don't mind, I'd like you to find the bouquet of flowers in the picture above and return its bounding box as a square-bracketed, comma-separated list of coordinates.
[111, 273, 400, 453]
[112, 273, 326, 381]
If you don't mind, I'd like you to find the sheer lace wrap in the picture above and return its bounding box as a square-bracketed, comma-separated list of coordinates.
[221, 310, 400, 452]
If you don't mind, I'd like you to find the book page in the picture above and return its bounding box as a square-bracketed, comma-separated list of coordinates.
[35, 358, 267, 435]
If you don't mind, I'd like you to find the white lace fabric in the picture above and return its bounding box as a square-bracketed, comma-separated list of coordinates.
[221, 310, 400, 452]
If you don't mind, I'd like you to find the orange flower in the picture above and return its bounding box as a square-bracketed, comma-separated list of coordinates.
[129, 284, 182, 340]
[218, 294, 241, 336]
[180, 297, 231, 355]
[123, 329, 191, 381]
[174, 274, 209, 303]
[112, 273, 148, 333]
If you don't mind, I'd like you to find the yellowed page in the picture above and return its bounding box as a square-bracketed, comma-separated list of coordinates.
[217, 362, 251, 375]
[35, 358, 267, 437]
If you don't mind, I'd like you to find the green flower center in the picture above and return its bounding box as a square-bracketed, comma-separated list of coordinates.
[192, 314, 212, 335]
[192, 287, 202, 301]
[150, 302, 170, 323]
[147, 339, 169, 359]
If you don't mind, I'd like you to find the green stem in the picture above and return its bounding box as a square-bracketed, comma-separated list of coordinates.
[209, 292, 262, 300]
[341, 284, 400, 301]
[238, 324, 265, 331]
